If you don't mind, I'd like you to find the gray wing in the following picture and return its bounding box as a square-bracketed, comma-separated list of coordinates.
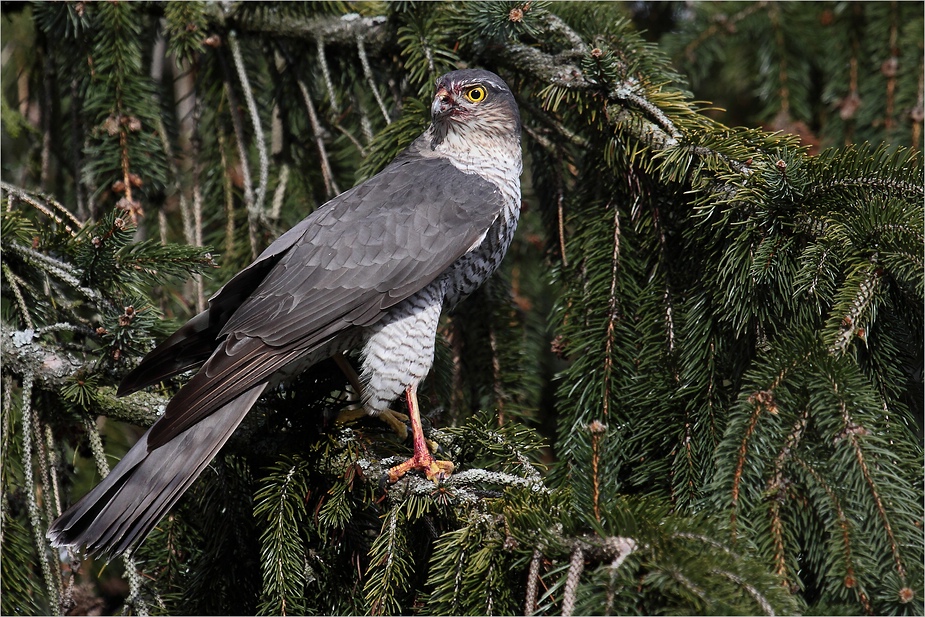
[118, 210, 329, 396]
[147, 155, 506, 447]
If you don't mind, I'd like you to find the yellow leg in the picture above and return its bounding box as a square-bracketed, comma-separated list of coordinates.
[332, 354, 409, 441]
[386, 385, 454, 484]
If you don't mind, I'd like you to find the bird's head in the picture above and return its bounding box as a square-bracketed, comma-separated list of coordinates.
[428, 69, 521, 155]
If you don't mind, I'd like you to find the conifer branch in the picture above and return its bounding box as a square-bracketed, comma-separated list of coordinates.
[356, 34, 391, 126]
[561, 545, 584, 617]
[1, 326, 166, 427]
[793, 457, 865, 609]
[296, 77, 340, 197]
[680, 2, 767, 63]
[19, 370, 60, 610]
[0, 182, 83, 233]
[730, 399, 766, 537]
[226, 11, 389, 48]
[524, 548, 542, 616]
[219, 49, 260, 257]
[602, 201, 620, 417]
[1, 263, 34, 329]
[218, 131, 237, 257]
[41, 423, 63, 518]
[316, 37, 340, 115]
[767, 409, 808, 581]
[269, 163, 290, 220]
[712, 568, 776, 616]
[229, 31, 270, 217]
[519, 97, 590, 149]
[8, 4, 919, 614]
[155, 115, 195, 247]
[841, 406, 907, 582]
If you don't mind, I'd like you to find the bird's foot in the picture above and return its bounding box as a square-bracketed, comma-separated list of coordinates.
[330, 353, 412, 443]
[382, 385, 452, 484]
[386, 451, 454, 484]
[336, 407, 410, 442]
[376, 409, 410, 442]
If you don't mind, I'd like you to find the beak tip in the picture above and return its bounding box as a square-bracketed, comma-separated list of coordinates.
[432, 88, 455, 117]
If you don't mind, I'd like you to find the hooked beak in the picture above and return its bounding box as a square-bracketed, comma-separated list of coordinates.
[432, 86, 455, 119]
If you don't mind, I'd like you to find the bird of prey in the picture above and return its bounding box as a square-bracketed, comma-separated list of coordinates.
[47, 69, 522, 558]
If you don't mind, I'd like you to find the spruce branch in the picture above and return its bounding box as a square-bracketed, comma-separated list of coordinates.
[767, 408, 809, 582]
[524, 547, 542, 616]
[0, 181, 83, 234]
[225, 11, 389, 48]
[712, 568, 776, 616]
[218, 47, 260, 258]
[356, 33, 392, 126]
[1, 263, 34, 330]
[33, 423, 65, 609]
[269, 163, 290, 221]
[6, 238, 93, 305]
[315, 37, 340, 115]
[561, 544, 584, 617]
[296, 76, 340, 197]
[365, 506, 411, 616]
[602, 201, 621, 416]
[792, 457, 867, 611]
[9, 4, 919, 613]
[254, 456, 310, 615]
[1, 325, 166, 427]
[229, 31, 270, 217]
[679, 2, 767, 65]
[840, 406, 908, 583]
[19, 370, 60, 611]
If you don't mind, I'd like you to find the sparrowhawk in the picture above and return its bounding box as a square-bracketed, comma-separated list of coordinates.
[48, 69, 522, 558]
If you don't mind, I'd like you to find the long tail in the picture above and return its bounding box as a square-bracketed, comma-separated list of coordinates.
[47, 384, 266, 558]
[117, 310, 216, 397]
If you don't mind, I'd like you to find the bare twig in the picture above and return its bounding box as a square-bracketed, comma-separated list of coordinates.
[524, 548, 543, 616]
[561, 545, 584, 617]
[229, 31, 270, 215]
[40, 49, 54, 193]
[356, 34, 391, 125]
[219, 47, 260, 258]
[297, 77, 341, 197]
[156, 115, 196, 247]
[218, 131, 237, 257]
[20, 371, 60, 610]
[316, 37, 340, 115]
[269, 163, 290, 220]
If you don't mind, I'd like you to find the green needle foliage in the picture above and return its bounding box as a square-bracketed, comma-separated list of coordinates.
[1, 2, 921, 615]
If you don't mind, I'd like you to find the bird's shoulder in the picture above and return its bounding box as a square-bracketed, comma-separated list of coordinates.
[212, 152, 507, 345]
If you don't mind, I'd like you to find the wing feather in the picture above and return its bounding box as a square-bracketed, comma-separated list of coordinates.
[146, 155, 506, 447]
[221, 156, 504, 345]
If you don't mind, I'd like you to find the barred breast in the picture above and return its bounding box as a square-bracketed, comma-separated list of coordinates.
[358, 120, 522, 416]
[360, 280, 446, 414]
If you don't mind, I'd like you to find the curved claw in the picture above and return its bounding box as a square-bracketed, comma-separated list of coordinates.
[385, 385, 453, 484]
[387, 454, 454, 484]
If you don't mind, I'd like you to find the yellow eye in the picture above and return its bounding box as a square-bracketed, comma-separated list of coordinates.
[464, 85, 487, 103]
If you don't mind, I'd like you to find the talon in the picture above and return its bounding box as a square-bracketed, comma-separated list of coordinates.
[332, 355, 411, 441]
[385, 386, 454, 484]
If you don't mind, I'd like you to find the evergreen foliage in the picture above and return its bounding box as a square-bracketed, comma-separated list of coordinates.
[1, 2, 921, 615]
